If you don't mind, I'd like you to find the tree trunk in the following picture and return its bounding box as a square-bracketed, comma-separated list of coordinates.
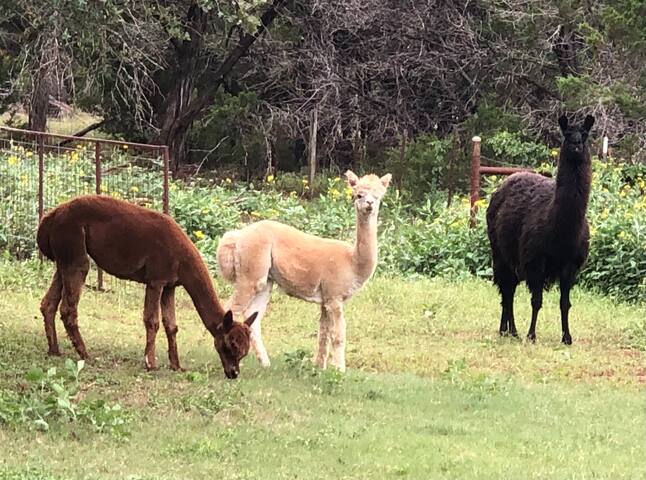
[28, 75, 48, 132]
[308, 107, 318, 195]
[154, 0, 287, 171]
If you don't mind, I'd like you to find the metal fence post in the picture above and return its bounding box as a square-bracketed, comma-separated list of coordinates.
[469, 136, 481, 228]
[95, 142, 104, 290]
[37, 135, 45, 260]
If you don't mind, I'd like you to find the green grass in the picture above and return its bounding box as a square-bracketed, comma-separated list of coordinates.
[1, 111, 103, 137]
[0, 266, 644, 479]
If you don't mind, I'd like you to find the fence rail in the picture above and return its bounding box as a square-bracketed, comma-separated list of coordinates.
[469, 136, 533, 227]
[0, 126, 170, 289]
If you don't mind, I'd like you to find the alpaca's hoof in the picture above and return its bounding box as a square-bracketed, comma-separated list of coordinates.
[526, 333, 536, 343]
[562, 334, 572, 345]
[259, 358, 271, 368]
[170, 364, 185, 372]
[47, 348, 61, 356]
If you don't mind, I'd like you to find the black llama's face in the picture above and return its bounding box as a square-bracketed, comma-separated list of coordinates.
[559, 114, 595, 157]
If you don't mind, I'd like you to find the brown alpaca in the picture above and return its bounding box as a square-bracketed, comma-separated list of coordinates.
[36, 195, 257, 379]
[217, 171, 391, 372]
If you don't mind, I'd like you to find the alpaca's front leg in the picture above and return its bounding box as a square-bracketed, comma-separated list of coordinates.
[143, 285, 163, 370]
[327, 301, 346, 372]
[161, 286, 182, 371]
[245, 282, 272, 368]
[315, 305, 331, 369]
[232, 280, 273, 367]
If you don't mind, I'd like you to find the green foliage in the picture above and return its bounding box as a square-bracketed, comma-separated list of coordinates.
[283, 349, 345, 395]
[0, 359, 129, 436]
[384, 134, 452, 199]
[484, 131, 549, 167]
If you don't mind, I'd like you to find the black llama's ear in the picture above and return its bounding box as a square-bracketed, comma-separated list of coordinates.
[558, 114, 569, 133]
[244, 312, 258, 327]
[582, 115, 595, 133]
[223, 310, 234, 332]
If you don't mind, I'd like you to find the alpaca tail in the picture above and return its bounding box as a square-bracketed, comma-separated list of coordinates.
[36, 209, 57, 261]
[216, 230, 241, 283]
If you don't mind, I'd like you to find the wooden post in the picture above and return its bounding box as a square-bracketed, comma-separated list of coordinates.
[602, 136, 609, 161]
[398, 129, 407, 189]
[162, 146, 170, 215]
[308, 107, 318, 196]
[469, 136, 481, 228]
[95, 142, 104, 290]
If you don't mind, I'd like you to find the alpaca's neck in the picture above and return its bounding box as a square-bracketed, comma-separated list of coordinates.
[550, 151, 591, 230]
[181, 252, 225, 338]
[352, 210, 379, 280]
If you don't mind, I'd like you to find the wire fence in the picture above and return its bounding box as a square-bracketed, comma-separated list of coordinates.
[0, 126, 169, 289]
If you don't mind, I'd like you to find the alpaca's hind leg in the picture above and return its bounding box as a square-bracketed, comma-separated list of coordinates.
[59, 261, 90, 359]
[559, 269, 576, 345]
[327, 301, 346, 372]
[315, 305, 331, 369]
[243, 281, 273, 367]
[161, 286, 182, 371]
[496, 267, 519, 337]
[526, 274, 544, 343]
[143, 285, 163, 371]
[40, 270, 63, 355]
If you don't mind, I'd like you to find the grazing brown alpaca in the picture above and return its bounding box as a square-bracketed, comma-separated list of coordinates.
[37, 195, 257, 379]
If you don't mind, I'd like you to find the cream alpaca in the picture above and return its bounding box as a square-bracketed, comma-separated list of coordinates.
[217, 171, 391, 371]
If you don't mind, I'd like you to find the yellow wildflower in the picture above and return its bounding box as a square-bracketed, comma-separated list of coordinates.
[202, 208, 209, 214]
[302, 178, 308, 185]
[130, 186, 139, 193]
[225, 178, 232, 184]
[618, 231, 627, 239]
[100, 184, 108, 193]
[550, 149, 559, 158]
[122, 144, 128, 150]
[194, 230, 205, 240]
[250, 211, 261, 218]
[25, 151, 33, 158]
[474, 199, 487, 208]
[7, 156, 18, 166]
[266, 174, 275, 183]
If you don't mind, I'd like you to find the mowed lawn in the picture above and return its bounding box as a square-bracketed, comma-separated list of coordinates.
[0, 266, 644, 480]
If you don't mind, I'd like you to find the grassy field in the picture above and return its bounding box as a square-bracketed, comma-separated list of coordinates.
[0, 265, 644, 480]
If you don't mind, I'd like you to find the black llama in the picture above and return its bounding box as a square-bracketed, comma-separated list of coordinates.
[486, 114, 595, 344]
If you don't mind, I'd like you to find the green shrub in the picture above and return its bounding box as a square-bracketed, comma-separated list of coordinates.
[484, 131, 549, 167]
[0, 359, 129, 436]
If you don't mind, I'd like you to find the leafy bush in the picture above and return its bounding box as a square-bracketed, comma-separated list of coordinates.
[484, 131, 549, 167]
[383, 134, 454, 199]
[0, 359, 129, 436]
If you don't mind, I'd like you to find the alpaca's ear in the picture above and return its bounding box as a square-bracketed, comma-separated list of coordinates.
[244, 312, 258, 328]
[582, 115, 595, 133]
[345, 170, 359, 186]
[223, 310, 234, 332]
[380, 173, 392, 188]
[558, 114, 569, 133]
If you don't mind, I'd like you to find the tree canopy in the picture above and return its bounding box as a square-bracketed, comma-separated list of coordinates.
[1, 0, 644, 171]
